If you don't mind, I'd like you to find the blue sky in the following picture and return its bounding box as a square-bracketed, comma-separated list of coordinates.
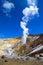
[0, 0, 43, 38]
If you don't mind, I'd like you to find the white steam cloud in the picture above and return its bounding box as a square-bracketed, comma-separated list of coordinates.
[2, 1, 15, 16]
[20, 0, 39, 45]
[27, 0, 37, 6]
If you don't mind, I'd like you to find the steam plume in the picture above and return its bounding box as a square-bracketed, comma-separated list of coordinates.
[20, 0, 39, 45]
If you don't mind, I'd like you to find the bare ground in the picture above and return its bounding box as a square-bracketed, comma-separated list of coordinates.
[0, 58, 43, 65]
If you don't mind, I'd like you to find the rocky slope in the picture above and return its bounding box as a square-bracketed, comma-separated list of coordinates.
[0, 34, 43, 57]
[0, 34, 43, 65]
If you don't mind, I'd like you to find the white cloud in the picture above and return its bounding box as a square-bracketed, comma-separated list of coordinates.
[27, 0, 37, 6]
[22, 6, 39, 17]
[23, 7, 30, 16]
[2, 1, 15, 16]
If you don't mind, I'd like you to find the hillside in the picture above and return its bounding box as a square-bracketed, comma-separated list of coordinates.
[0, 34, 43, 65]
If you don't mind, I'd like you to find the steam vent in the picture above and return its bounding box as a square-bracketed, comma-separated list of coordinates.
[0, 34, 43, 65]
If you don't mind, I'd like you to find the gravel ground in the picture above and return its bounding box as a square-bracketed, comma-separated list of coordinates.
[0, 56, 43, 65]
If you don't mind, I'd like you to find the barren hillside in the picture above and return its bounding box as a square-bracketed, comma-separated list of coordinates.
[0, 34, 43, 65]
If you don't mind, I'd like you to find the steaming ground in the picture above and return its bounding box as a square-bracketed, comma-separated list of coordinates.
[0, 34, 43, 65]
